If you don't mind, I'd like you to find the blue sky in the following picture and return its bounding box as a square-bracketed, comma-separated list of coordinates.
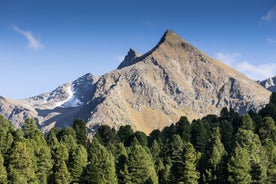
[0, 0, 276, 99]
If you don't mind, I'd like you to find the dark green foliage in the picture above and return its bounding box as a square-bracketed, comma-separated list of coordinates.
[191, 120, 208, 152]
[219, 120, 234, 153]
[161, 123, 176, 141]
[126, 144, 158, 184]
[183, 142, 200, 184]
[0, 154, 7, 184]
[148, 129, 162, 146]
[0, 99, 276, 184]
[82, 138, 117, 184]
[133, 131, 148, 146]
[240, 114, 255, 131]
[8, 141, 37, 183]
[204, 127, 227, 183]
[227, 146, 251, 183]
[95, 125, 119, 146]
[168, 135, 184, 182]
[117, 125, 134, 146]
[72, 119, 87, 146]
[0, 115, 14, 158]
[175, 116, 191, 142]
[259, 93, 276, 121]
[270, 92, 276, 105]
[258, 117, 276, 142]
[68, 145, 87, 183]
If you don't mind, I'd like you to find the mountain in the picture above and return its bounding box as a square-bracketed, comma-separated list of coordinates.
[0, 30, 271, 134]
[258, 76, 276, 92]
[0, 73, 98, 132]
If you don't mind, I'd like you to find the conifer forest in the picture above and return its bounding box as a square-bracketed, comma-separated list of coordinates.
[0, 93, 276, 184]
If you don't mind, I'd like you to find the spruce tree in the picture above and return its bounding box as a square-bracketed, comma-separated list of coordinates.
[72, 119, 87, 146]
[263, 139, 276, 183]
[82, 138, 117, 183]
[0, 115, 14, 158]
[258, 117, 276, 142]
[127, 144, 158, 184]
[52, 143, 70, 183]
[0, 154, 7, 184]
[236, 124, 268, 183]
[36, 145, 53, 184]
[8, 141, 37, 183]
[182, 142, 200, 184]
[54, 161, 71, 184]
[167, 134, 184, 182]
[175, 116, 191, 142]
[68, 145, 88, 183]
[227, 146, 251, 184]
[191, 120, 208, 152]
[204, 127, 227, 183]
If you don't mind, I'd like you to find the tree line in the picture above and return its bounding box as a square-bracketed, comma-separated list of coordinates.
[0, 93, 275, 183]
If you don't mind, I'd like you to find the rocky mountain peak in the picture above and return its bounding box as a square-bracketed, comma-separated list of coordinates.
[0, 29, 272, 134]
[156, 29, 188, 48]
[117, 48, 141, 69]
[259, 76, 276, 92]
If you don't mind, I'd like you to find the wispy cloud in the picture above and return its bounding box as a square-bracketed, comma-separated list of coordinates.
[262, 5, 276, 22]
[12, 24, 43, 51]
[214, 52, 240, 66]
[236, 62, 276, 80]
[215, 52, 276, 80]
[266, 38, 276, 46]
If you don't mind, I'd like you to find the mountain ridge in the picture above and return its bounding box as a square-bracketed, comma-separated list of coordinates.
[0, 30, 271, 134]
[259, 76, 276, 92]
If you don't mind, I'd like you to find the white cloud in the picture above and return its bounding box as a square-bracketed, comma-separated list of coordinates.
[262, 5, 276, 22]
[12, 24, 43, 50]
[215, 52, 276, 80]
[214, 52, 240, 66]
[236, 62, 276, 80]
[266, 38, 276, 46]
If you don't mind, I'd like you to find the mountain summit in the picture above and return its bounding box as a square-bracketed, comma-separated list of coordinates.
[0, 30, 271, 134]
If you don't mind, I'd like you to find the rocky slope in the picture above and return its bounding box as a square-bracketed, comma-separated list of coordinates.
[259, 76, 276, 92]
[0, 30, 271, 134]
[0, 73, 98, 132]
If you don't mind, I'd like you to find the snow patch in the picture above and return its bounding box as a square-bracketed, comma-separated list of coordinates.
[62, 85, 83, 108]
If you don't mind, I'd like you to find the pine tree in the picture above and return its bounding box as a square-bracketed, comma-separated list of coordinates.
[227, 146, 251, 184]
[204, 127, 227, 183]
[54, 161, 71, 184]
[0, 154, 7, 184]
[258, 117, 276, 142]
[127, 144, 158, 184]
[219, 120, 233, 153]
[117, 125, 134, 146]
[82, 138, 117, 183]
[182, 142, 200, 184]
[0, 115, 14, 157]
[240, 114, 255, 131]
[115, 143, 130, 184]
[236, 127, 268, 183]
[191, 120, 208, 152]
[72, 119, 87, 146]
[52, 143, 70, 183]
[263, 139, 276, 183]
[68, 145, 88, 183]
[175, 116, 191, 142]
[8, 141, 37, 183]
[36, 145, 53, 184]
[167, 135, 184, 182]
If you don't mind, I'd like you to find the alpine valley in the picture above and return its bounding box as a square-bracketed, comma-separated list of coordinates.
[0, 30, 272, 134]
